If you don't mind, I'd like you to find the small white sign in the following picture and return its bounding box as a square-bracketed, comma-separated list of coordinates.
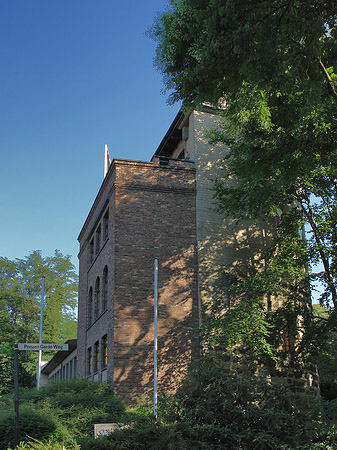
[94, 423, 134, 438]
[18, 343, 69, 351]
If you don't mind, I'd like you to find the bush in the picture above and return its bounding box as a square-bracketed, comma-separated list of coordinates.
[79, 422, 229, 450]
[158, 357, 337, 450]
[17, 437, 80, 450]
[0, 405, 56, 449]
[0, 379, 126, 448]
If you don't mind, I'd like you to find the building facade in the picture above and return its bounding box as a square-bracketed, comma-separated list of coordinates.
[41, 339, 77, 385]
[77, 107, 271, 400]
[77, 155, 199, 400]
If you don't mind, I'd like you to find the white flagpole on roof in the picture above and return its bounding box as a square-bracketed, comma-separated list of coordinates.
[104, 144, 111, 178]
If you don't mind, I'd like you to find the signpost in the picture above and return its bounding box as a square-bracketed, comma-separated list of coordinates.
[13, 342, 69, 448]
[18, 343, 69, 351]
[13, 344, 19, 450]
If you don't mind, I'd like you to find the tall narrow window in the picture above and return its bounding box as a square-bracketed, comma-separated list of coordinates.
[88, 287, 93, 325]
[95, 277, 100, 318]
[96, 225, 101, 255]
[104, 210, 109, 241]
[103, 266, 108, 311]
[73, 356, 77, 378]
[88, 347, 92, 375]
[102, 335, 108, 368]
[89, 239, 94, 264]
[94, 341, 99, 372]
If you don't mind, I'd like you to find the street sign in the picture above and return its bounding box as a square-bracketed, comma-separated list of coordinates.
[18, 343, 69, 351]
[14, 342, 70, 447]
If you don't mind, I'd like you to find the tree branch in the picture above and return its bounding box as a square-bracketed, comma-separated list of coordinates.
[299, 191, 337, 309]
[319, 58, 337, 102]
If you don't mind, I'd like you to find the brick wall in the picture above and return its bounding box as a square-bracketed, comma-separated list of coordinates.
[77, 159, 199, 401]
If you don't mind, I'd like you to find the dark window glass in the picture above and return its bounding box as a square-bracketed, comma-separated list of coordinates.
[94, 341, 99, 372]
[96, 226, 101, 255]
[88, 347, 92, 375]
[95, 277, 100, 318]
[88, 287, 93, 325]
[103, 266, 108, 311]
[102, 335, 108, 368]
[90, 239, 94, 264]
[104, 210, 109, 241]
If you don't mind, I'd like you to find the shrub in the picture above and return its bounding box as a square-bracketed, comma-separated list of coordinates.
[17, 437, 80, 450]
[79, 422, 229, 450]
[0, 379, 126, 448]
[0, 405, 56, 449]
[158, 357, 337, 450]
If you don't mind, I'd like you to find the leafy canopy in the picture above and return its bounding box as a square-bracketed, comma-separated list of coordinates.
[151, 0, 337, 363]
[0, 250, 78, 395]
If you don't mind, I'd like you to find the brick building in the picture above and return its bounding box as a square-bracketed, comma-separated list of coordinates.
[77, 106, 270, 400]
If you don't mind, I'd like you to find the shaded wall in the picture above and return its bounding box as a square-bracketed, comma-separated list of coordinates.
[77, 158, 199, 401]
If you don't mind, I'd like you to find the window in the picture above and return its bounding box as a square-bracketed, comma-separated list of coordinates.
[102, 335, 108, 368]
[73, 356, 77, 378]
[94, 341, 99, 372]
[69, 359, 73, 378]
[95, 277, 100, 318]
[89, 239, 94, 264]
[103, 266, 108, 311]
[104, 210, 109, 241]
[96, 225, 101, 255]
[88, 287, 93, 325]
[88, 347, 92, 375]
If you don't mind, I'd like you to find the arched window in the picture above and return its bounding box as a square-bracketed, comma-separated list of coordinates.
[88, 287, 93, 325]
[95, 277, 100, 318]
[103, 266, 108, 311]
[94, 341, 99, 372]
[104, 210, 109, 241]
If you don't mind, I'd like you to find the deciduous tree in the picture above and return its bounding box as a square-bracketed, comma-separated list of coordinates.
[0, 250, 78, 394]
[151, 0, 337, 363]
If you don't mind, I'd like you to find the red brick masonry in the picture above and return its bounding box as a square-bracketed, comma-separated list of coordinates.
[77, 158, 200, 401]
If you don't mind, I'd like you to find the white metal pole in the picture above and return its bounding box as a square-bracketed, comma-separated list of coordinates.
[154, 258, 158, 419]
[37, 276, 45, 390]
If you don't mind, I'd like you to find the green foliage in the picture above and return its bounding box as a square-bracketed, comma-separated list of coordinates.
[0, 379, 126, 449]
[79, 422, 229, 450]
[151, 0, 337, 370]
[311, 305, 337, 399]
[158, 357, 337, 450]
[3, 374, 337, 450]
[17, 437, 80, 450]
[0, 345, 14, 396]
[0, 250, 78, 395]
[203, 296, 276, 361]
[0, 404, 56, 449]
[151, 0, 337, 107]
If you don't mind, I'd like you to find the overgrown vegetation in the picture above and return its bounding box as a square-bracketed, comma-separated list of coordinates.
[3, 371, 337, 450]
[0, 379, 126, 449]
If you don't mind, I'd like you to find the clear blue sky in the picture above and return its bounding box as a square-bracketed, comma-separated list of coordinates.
[0, 0, 179, 270]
